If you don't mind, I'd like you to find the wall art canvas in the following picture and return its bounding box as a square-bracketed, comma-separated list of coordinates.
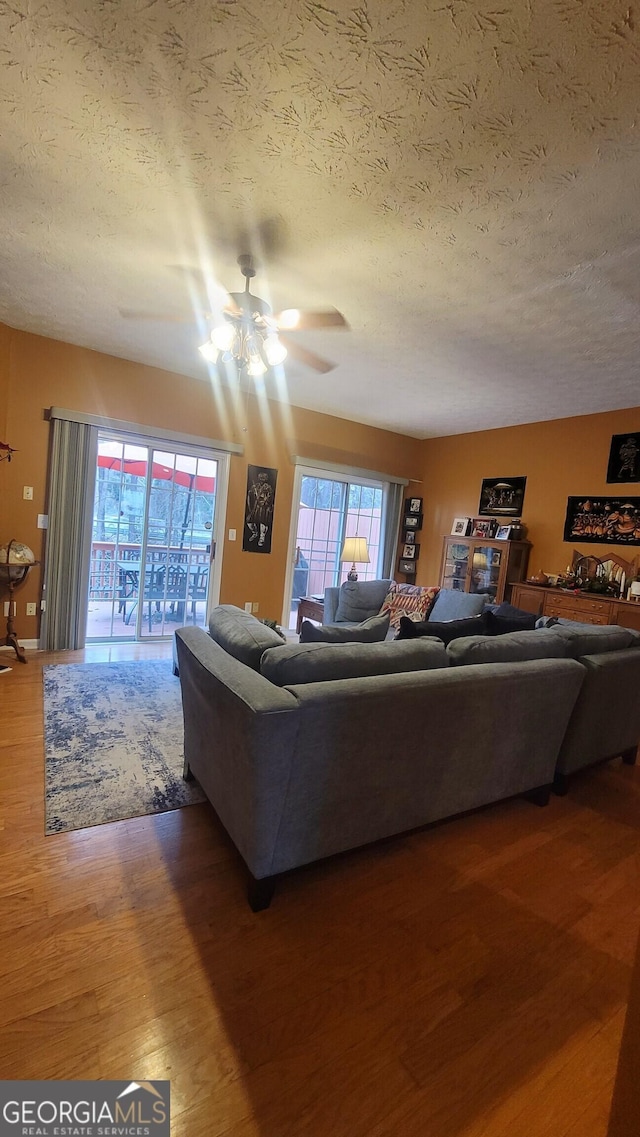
[243, 465, 277, 553]
[478, 476, 527, 516]
[563, 496, 640, 545]
[607, 433, 640, 483]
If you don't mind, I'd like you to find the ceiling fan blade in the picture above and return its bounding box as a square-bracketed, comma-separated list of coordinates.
[280, 335, 336, 373]
[274, 308, 348, 331]
[119, 308, 209, 323]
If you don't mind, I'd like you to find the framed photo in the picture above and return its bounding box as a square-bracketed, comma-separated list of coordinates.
[478, 476, 526, 517]
[451, 517, 471, 536]
[405, 497, 423, 515]
[471, 518, 496, 538]
[399, 557, 416, 574]
[402, 543, 418, 559]
[404, 513, 422, 530]
[607, 433, 640, 483]
[404, 530, 416, 545]
[494, 524, 512, 540]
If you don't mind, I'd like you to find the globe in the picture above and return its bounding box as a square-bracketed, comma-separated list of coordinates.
[0, 540, 36, 565]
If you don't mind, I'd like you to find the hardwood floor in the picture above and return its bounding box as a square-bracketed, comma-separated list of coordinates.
[1, 644, 639, 1135]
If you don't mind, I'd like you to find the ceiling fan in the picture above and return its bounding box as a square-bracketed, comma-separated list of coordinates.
[121, 255, 348, 375]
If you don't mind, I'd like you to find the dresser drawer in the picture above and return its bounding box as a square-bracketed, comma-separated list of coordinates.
[544, 593, 611, 619]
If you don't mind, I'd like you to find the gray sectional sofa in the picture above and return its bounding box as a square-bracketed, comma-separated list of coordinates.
[174, 603, 640, 910]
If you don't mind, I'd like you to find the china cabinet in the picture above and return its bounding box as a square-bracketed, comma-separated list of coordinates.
[439, 536, 531, 605]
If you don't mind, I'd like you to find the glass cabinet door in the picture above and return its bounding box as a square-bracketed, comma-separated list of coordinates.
[442, 541, 470, 591]
[470, 544, 502, 600]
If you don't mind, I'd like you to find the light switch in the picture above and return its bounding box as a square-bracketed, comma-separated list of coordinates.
[37, 514, 48, 529]
[228, 528, 237, 541]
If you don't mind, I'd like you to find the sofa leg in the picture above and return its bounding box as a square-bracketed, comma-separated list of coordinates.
[621, 746, 638, 766]
[248, 874, 276, 912]
[552, 772, 569, 796]
[523, 783, 552, 807]
[183, 759, 194, 782]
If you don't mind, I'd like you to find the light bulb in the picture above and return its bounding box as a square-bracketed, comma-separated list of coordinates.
[264, 335, 287, 366]
[278, 308, 300, 329]
[198, 341, 218, 362]
[211, 323, 235, 352]
[247, 353, 267, 377]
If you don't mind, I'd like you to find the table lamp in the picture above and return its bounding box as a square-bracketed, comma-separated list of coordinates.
[340, 536, 370, 582]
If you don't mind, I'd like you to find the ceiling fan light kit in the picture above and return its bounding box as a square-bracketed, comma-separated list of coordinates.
[198, 255, 347, 375]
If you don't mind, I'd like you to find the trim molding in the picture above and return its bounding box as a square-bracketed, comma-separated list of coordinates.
[291, 454, 409, 486]
[49, 407, 244, 456]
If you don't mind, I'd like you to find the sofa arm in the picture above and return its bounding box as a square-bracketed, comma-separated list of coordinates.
[323, 587, 340, 623]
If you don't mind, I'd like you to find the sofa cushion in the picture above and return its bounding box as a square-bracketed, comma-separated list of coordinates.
[208, 604, 284, 670]
[396, 613, 488, 644]
[428, 589, 488, 621]
[548, 622, 638, 658]
[334, 578, 392, 623]
[484, 609, 538, 635]
[299, 612, 391, 643]
[260, 637, 449, 685]
[447, 629, 568, 666]
[379, 582, 440, 631]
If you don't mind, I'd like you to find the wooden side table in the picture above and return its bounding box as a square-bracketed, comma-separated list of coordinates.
[296, 596, 324, 634]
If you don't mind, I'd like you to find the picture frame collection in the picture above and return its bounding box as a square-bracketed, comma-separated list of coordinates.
[399, 497, 423, 575]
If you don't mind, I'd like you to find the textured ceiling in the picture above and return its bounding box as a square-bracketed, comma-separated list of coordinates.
[1, 0, 640, 438]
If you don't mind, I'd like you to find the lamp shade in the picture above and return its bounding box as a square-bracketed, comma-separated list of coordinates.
[340, 537, 370, 565]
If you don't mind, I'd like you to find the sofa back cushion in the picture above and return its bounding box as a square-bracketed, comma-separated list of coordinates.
[334, 579, 392, 623]
[428, 589, 488, 621]
[379, 582, 440, 631]
[548, 623, 638, 658]
[397, 613, 488, 644]
[447, 629, 568, 666]
[260, 637, 449, 686]
[208, 604, 284, 670]
[299, 612, 390, 643]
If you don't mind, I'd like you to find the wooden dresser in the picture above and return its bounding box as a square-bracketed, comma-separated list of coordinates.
[510, 583, 640, 633]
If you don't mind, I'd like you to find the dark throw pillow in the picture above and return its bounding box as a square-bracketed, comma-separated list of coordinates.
[396, 613, 488, 644]
[484, 609, 537, 636]
[299, 611, 391, 643]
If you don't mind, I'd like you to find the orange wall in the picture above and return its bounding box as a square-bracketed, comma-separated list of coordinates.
[0, 323, 422, 639]
[417, 408, 640, 587]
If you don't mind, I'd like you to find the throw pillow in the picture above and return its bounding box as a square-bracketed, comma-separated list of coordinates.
[483, 609, 538, 635]
[379, 582, 440, 632]
[260, 637, 448, 685]
[208, 604, 286, 670]
[396, 613, 488, 644]
[299, 611, 391, 643]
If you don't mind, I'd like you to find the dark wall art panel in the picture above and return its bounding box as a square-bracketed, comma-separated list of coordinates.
[243, 465, 277, 553]
[563, 496, 640, 545]
[607, 433, 640, 483]
[478, 476, 526, 516]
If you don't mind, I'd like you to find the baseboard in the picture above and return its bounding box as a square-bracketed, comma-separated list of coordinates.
[0, 640, 40, 652]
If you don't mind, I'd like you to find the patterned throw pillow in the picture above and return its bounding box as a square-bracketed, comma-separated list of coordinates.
[379, 582, 440, 632]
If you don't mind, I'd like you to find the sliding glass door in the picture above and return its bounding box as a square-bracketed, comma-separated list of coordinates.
[284, 467, 385, 629]
[87, 434, 218, 641]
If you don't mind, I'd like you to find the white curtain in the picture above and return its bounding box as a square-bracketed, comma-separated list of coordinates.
[40, 417, 98, 650]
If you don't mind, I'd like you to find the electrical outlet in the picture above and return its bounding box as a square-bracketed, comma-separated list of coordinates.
[4, 602, 15, 617]
[23, 485, 33, 500]
[252, 602, 259, 613]
[26, 602, 37, 616]
[244, 602, 252, 612]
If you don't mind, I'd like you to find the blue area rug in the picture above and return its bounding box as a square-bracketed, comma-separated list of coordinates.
[43, 659, 204, 834]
